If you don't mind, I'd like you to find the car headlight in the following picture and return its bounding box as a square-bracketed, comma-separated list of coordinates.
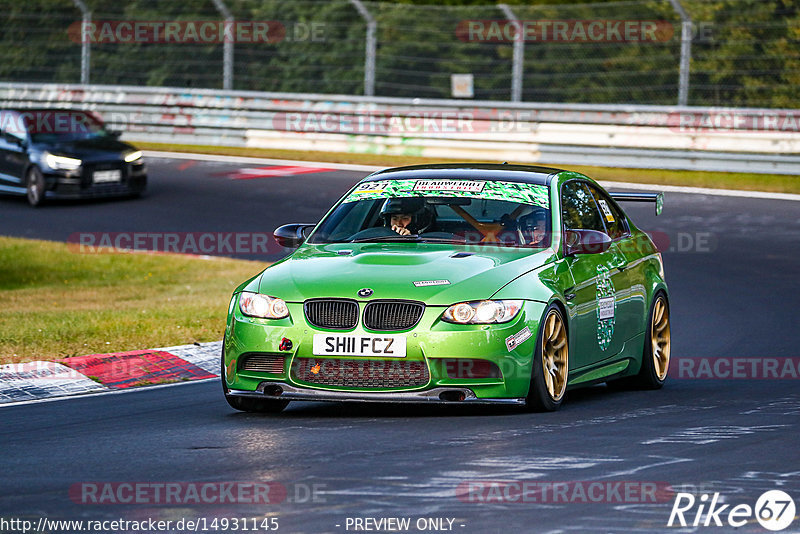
[124, 150, 142, 163]
[239, 292, 290, 319]
[44, 152, 82, 171]
[442, 300, 523, 324]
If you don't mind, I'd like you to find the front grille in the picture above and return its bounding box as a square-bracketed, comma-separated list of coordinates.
[363, 300, 424, 331]
[291, 358, 429, 388]
[304, 299, 359, 329]
[88, 161, 124, 172]
[239, 353, 285, 373]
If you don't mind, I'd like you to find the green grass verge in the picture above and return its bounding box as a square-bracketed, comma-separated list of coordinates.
[0, 236, 266, 364]
[138, 141, 800, 195]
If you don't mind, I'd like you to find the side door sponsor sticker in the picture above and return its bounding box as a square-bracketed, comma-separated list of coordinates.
[598, 297, 615, 320]
[596, 265, 616, 351]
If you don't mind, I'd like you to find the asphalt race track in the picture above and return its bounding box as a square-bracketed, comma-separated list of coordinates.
[1, 155, 799, 533]
[0, 156, 366, 262]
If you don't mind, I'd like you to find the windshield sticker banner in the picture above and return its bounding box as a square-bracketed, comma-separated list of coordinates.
[346, 179, 548, 208]
[413, 180, 485, 192]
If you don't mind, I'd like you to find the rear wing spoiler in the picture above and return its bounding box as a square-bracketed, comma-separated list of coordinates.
[608, 192, 664, 216]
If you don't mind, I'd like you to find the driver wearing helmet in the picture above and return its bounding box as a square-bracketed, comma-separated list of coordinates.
[380, 197, 434, 236]
[519, 209, 548, 246]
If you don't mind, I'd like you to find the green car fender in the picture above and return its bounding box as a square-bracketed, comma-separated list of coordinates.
[231, 272, 262, 297]
[483, 299, 550, 397]
[619, 264, 668, 379]
[641, 255, 669, 329]
[490, 261, 570, 390]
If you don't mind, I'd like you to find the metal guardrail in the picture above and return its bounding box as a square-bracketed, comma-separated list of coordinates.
[1, 82, 799, 174]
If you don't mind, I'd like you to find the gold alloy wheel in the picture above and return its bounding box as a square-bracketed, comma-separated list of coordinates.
[651, 296, 671, 380]
[542, 310, 568, 401]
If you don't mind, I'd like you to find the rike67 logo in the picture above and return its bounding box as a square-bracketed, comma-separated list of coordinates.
[668, 490, 796, 531]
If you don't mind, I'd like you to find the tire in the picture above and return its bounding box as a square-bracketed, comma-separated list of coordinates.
[635, 292, 671, 388]
[610, 292, 671, 390]
[221, 343, 289, 413]
[26, 167, 46, 207]
[525, 304, 569, 412]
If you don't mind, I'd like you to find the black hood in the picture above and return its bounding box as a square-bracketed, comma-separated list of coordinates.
[35, 136, 137, 163]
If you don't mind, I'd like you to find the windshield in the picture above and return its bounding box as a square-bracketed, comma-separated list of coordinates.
[19, 110, 109, 143]
[308, 178, 551, 248]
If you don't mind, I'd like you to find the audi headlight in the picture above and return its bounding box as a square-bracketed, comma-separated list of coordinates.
[44, 152, 82, 171]
[124, 150, 142, 163]
[442, 300, 523, 324]
[239, 292, 290, 319]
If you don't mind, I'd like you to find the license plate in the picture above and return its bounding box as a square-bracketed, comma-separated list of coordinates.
[312, 334, 406, 357]
[93, 170, 121, 183]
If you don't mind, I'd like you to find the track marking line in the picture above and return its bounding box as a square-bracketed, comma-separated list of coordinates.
[177, 160, 197, 171]
[226, 165, 334, 180]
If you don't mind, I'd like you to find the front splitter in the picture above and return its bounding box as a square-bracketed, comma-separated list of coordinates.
[227, 382, 526, 405]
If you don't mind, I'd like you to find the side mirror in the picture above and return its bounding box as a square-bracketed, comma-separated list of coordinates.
[274, 223, 315, 249]
[107, 130, 122, 139]
[3, 132, 26, 148]
[564, 229, 612, 256]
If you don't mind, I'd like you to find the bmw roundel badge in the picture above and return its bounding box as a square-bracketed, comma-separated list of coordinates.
[358, 288, 373, 298]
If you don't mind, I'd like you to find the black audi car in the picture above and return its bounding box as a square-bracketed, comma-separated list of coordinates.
[0, 108, 147, 206]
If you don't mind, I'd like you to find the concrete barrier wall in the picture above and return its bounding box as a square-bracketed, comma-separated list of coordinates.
[2, 82, 798, 174]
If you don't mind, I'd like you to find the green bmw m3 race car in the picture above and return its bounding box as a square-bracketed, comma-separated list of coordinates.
[222, 164, 670, 413]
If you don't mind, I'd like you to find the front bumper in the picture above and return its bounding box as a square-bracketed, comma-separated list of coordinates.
[224, 299, 546, 401]
[44, 163, 147, 199]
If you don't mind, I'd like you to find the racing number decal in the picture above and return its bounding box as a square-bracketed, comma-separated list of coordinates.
[596, 265, 616, 351]
[598, 199, 615, 223]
